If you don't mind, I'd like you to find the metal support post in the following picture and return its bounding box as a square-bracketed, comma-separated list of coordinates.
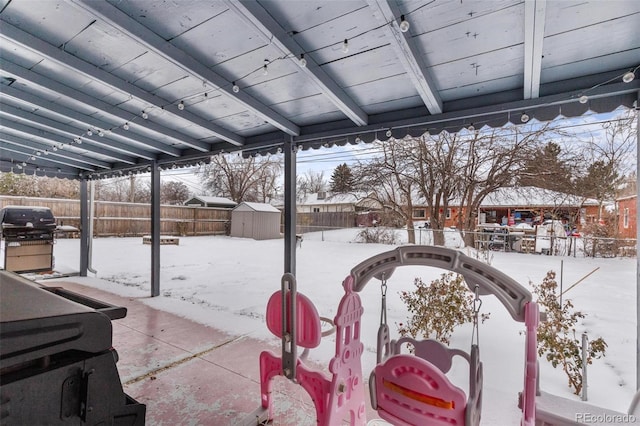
[79, 178, 88, 276]
[284, 138, 297, 275]
[151, 160, 161, 297]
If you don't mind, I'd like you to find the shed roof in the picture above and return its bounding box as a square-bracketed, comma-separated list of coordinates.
[0, 0, 637, 178]
[234, 202, 281, 213]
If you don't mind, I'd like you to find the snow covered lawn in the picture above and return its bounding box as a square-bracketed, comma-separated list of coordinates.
[49, 229, 637, 423]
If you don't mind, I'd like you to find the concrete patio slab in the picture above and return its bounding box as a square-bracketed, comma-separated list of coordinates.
[40, 281, 381, 425]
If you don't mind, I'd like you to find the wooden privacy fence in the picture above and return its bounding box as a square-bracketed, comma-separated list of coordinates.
[0, 196, 231, 237]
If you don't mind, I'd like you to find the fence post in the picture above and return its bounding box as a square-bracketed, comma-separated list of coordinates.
[582, 332, 588, 401]
[559, 260, 563, 306]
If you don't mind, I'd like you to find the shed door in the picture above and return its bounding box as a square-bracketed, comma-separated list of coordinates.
[237, 211, 252, 238]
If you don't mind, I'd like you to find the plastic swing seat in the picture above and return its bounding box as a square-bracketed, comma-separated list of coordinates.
[259, 275, 367, 426]
[255, 246, 539, 426]
[370, 338, 482, 426]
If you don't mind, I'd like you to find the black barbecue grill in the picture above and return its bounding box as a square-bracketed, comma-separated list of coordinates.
[1, 206, 57, 273]
[0, 270, 146, 425]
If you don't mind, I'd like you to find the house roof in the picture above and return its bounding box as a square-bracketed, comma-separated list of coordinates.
[185, 196, 237, 207]
[617, 194, 638, 202]
[298, 192, 361, 206]
[234, 202, 280, 213]
[479, 186, 600, 208]
[0, 1, 637, 179]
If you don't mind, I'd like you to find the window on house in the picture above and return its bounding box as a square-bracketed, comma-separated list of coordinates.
[623, 208, 629, 228]
[413, 208, 426, 219]
[446, 208, 452, 219]
[312, 207, 320, 213]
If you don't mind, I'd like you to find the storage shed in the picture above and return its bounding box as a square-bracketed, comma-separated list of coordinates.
[230, 202, 281, 240]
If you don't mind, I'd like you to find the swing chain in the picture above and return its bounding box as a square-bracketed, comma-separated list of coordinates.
[380, 273, 388, 326]
[471, 284, 482, 346]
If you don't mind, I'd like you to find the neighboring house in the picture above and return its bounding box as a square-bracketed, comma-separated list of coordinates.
[184, 196, 237, 209]
[410, 205, 464, 229]
[617, 194, 637, 240]
[296, 192, 381, 213]
[410, 186, 602, 230]
[477, 187, 601, 229]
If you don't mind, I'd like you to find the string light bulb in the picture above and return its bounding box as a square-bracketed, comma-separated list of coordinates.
[76, 138, 82, 145]
[178, 101, 185, 110]
[468, 123, 475, 131]
[98, 130, 105, 137]
[86, 128, 93, 136]
[232, 82, 240, 93]
[386, 129, 392, 138]
[263, 59, 269, 76]
[299, 53, 307, 68]
[342, 39, 349, 54]
[52, 146, 58, 151]
[123, 122, 130, 130]
[142, 111, 149, 119]
[579, 95, 589, 104]
[622, 71, 635, 83]
[399, 15, 410, 33]
[520, 112, 530, 123]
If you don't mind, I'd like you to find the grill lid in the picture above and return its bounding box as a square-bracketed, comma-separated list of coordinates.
[0, 206, 56, 231]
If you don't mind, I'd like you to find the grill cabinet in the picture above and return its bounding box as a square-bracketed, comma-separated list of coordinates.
[0, 271, 146, 425]
[1, 206, 56, 273]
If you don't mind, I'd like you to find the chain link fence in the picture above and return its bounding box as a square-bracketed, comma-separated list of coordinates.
[293, 225, 636, 258]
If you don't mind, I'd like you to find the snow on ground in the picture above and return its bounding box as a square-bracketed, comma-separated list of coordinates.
[45, 228, 637, 423]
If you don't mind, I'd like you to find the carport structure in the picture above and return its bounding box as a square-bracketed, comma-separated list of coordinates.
[0, 0, 638, 390]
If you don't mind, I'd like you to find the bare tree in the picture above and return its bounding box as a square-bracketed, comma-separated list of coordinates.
[94, 176, 150, 203]
[453, 126, 547, 246]
[354, 140, 417, 243]
[297, 170, 327, 199]
[354, 125, 548, 247]
[575, 109, 638, 221]
[412, 132, 467, 246]
[0, 172, 79, 198]
[198, 154, 282, 203]
[161, 181, 190, 205]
